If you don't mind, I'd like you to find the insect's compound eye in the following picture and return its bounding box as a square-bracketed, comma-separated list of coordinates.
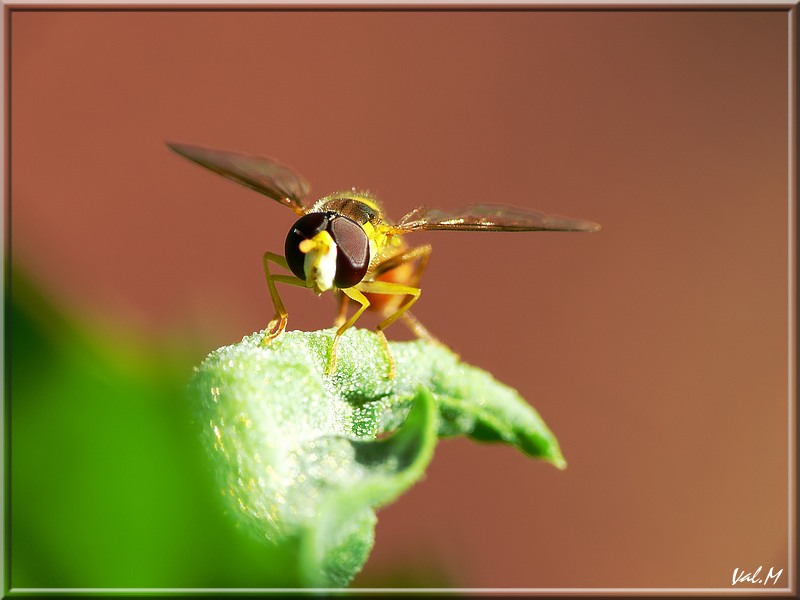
[329, 215, 370, 288]
[284, 212, 370, 288]
[285, 212, 330, 281]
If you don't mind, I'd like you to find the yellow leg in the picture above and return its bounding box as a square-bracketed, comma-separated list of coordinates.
[369, 245, 435, 340]
[262, 251, 308, 344]
[330, 286, 397, 379]
[400, 311, 441, 344]
[333, 291, 350, 328]
[356, 280, 421, 332]
[326, 287, 371, 376]
[354, 280, 422, 378]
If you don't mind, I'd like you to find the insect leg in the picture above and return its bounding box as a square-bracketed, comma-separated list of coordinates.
[368, 244, 440, 342]
[263, 251, 308, 343]
[356, 280, 421, 333]
[400, 311, 440, 343]
[326, 287, 371, 376]
[333, 291, 350, 328]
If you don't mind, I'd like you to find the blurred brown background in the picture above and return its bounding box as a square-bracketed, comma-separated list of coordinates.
[8, 8, 791, 589]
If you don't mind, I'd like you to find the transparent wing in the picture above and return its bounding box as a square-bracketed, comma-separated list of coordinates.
[395, 204, 601, 232]
[167, 142, 311, 215]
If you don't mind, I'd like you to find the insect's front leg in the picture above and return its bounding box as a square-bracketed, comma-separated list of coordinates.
[326, 287, 371, 376]
[333, 291, 350, 328]
[369, 244, 441, 343]
[354, 279, 424, 379]
[357, 280, 422, 332]
[262, 251, 309, 344]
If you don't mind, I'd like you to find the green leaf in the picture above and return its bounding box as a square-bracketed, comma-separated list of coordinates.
[299, 389, 437, 587]
[190, 327, 564, 587]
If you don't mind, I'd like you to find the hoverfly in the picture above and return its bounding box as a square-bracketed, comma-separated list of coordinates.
[168, 142, 601, 377]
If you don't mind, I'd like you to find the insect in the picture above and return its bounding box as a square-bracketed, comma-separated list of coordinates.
[168, 142, 601, 377]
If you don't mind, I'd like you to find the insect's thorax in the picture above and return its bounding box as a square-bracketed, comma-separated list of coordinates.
[311, 192, 397, 267]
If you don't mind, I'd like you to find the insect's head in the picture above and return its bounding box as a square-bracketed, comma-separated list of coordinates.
[285, 211, 370, 294]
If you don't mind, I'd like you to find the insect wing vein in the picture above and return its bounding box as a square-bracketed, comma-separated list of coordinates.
[167, 142, 311, 214]
[396, 204, 601, 232]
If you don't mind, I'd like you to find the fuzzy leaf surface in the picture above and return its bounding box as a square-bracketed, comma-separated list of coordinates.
[190, 328, 564, 586]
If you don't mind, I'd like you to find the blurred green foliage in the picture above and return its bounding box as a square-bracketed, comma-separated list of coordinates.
[8, 267, 306, 589]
